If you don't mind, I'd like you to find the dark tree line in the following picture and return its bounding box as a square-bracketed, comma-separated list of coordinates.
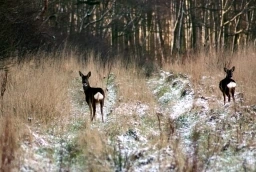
[1, 0, 256, 62]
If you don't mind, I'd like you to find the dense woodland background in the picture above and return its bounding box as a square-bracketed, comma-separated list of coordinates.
[1, 0, 256, 63]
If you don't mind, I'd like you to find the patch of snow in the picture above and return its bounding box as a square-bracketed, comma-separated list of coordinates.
[171, 93, 194, 119]
[194, 96, 210, 111]
[148, 71, 194, 119]
[115, 102, 149, 117]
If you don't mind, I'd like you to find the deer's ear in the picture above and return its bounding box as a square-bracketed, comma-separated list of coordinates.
[224, 67, 228, 72]
[79, 71, 84, 77]
[87, 71, 91, 78]
[231, 66, 235, 72]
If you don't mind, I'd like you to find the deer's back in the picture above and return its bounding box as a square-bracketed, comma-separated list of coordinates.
[85, 87, 105, 97]
[219, 78, 236, 92]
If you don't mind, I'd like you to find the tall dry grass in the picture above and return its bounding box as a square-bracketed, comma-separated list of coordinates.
[232, 45, 256, 104]
[0, 51, 83, 170]
[76, 123, 113, 171]
[112, 61, 156, 105]
[0, 116, 20, 171]
[3, 58, 70, 125]
[1, 44, 255, 171]
[0, 50, 157, 170]
[163, 45, 256, 105]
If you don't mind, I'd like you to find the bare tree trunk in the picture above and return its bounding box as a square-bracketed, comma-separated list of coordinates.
[172, 0, 185, 57]
[156, 5, 165, 64]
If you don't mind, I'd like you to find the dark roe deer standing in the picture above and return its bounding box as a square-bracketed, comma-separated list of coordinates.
[219, 66, 236, 105]
[79, 71, 105, 122]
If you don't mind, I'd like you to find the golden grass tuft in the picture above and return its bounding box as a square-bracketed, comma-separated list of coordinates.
[111, 58, 156, 106]
[76, 120, 112, 171]
[0, 116, 24, 171]
[231, 45, 256, 104]
[2, 59, 70, 125]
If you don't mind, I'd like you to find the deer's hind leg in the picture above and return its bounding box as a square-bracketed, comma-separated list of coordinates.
[100, 100, 104, 122]
[226, 90, 231, 103]
[231, 88, 237, 111]
[231, 88, 235, 103]
[92, 101, 96, 121]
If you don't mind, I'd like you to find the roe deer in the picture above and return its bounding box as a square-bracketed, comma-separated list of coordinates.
[79, 71, 105, 122]
[219, 66, 236, 105]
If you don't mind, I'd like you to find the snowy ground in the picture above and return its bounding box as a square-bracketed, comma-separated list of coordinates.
[20, 70, 256, 171]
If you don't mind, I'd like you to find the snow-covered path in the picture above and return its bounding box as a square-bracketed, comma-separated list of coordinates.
[20, 70, 256, 172]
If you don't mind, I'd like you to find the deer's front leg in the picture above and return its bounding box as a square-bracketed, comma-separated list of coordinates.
[228, 93, 231, 102]
[86, 99, 93, 121]
[88, 103, 93, 121]
[223, 93, 226, 105]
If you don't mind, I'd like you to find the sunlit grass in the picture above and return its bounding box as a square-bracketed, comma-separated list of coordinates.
[163, 45, 256, 105]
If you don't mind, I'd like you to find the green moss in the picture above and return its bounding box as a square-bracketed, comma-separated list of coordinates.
[65, 141, 81, 160]
[141, 115, 156, 129]
[36, 147, 54, 157]
[106, 73, 116, 84]
[156, 85, 170, 98]
[175, 114, 190, 128]
[105, 122, 124, 141]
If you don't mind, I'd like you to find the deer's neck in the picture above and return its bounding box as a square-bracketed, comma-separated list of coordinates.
[225, 75, 232, 79]
[83, 85, 91, 92]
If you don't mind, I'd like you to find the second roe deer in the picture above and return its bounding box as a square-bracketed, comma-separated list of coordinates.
[79, 71, 105, 122]
[219, 66, 236, 105]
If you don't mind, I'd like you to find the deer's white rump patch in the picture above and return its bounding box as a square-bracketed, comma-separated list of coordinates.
[94, 92, 104, 101]
[227, 82, 236, 88]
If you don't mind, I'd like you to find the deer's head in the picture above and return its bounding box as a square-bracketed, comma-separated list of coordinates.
[224, 66, 235, 79]
[79, 71, 91, 87]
